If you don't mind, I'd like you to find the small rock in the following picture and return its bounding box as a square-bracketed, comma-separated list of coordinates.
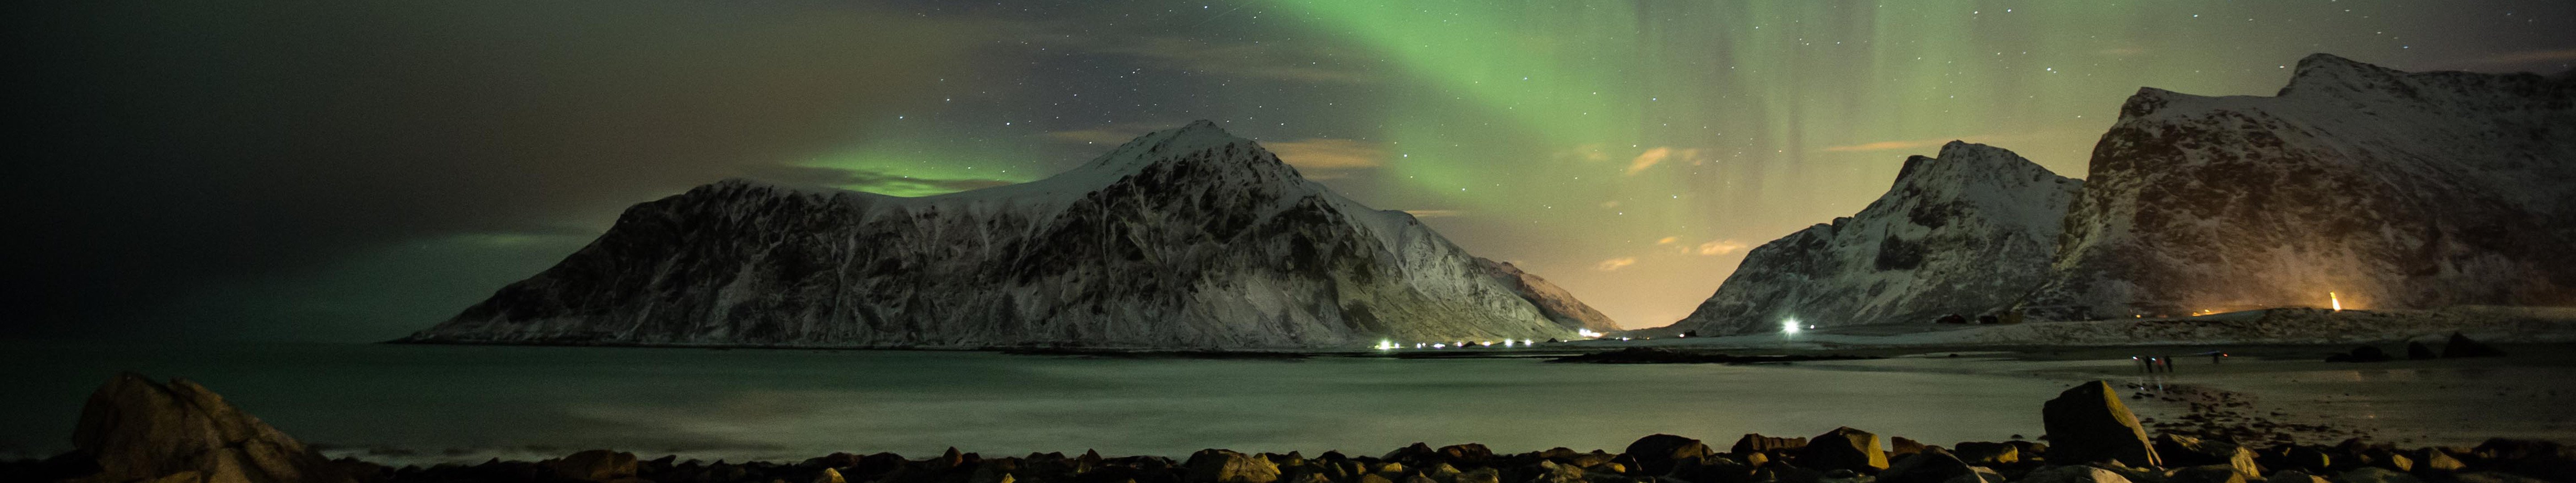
[2454, 472, 2556, 483]
[2283, 446, 2334, 473]
[2442, 333, 2506, 358]
[2165, 464, 2247, 483]
[1941, 467, 2005, 483]
[1456, 468, 1501, 483]
[2266, 470, 2330, 483]
[2153, 435, 2258, 479]
[1426, 463, 1463, 483]
[2327, 346, 2392, 363]
[2406, 342, 2438, 360]
[1951, 443, 2019, 466]
[1439, 445, 1494, 466]
[2340, 467, 2425, 483]
[2419, 450, 2467, 472]
[1877, 449, 1972, 483]
[2041, 381, 2161, 467]
[1891, 437, 1928, 458]
[1186, 449, 1282, 483]
[1732, 434, 1809, 455]
[2020, 466, 2133, 483]
[545, 450, 639, 483]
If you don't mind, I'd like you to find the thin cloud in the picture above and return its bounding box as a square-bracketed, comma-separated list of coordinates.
[2461, 48, 2576, 66]
[1823, 139, 1946, 152]
[1697, 239, 1749, 255]
[1595, 257, 1638, 271]
[1265, 138, 1385, 177]
[1655, 236, 1681, 245]
[1625, 147, 1702, 175]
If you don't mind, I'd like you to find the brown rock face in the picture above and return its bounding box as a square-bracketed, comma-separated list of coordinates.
[2041, 381, 2161, 468]
[71, 372, 348, 483]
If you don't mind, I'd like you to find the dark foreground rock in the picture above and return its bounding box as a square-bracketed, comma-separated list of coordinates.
[2042, 381, 2161, 468]
[62, 372, 355, 483]
[15, 377, 2576, 483]
[2443, 333, 2507, 358]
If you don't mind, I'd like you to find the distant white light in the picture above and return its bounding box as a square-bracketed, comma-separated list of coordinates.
[1578, 328, 1603, 339]
[1432, 343, 1446, 349]
[1782, 319, 1802, 335]
[1376, 339, 1396, 351]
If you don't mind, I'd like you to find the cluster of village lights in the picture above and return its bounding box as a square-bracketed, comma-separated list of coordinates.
[1374, 339, 1539, 350]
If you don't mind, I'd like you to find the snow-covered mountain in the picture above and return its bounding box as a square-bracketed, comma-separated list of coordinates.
[2020, 54, 2576, 320]
[404, 121, 1588, 348]
[1472, 257, 1622, 332]
[1669, 141, 2083, 335]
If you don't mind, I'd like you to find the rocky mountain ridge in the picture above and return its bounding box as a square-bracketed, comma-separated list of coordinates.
[1669, 141, 2081, 335]
[1672, 53, 2572, 334]
[2021, 53, 2576, 320]
[405, 121, 1590, 348]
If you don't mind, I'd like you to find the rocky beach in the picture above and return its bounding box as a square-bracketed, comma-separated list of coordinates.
[9, 373, 2572, 483]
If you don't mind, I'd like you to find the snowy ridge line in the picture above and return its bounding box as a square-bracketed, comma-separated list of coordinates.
[404, 121, 1597, 349]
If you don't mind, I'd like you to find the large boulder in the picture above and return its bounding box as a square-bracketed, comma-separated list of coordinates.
[1186, 449, 1282, 483]
[1625, 434, 1715, 475]
[2041, 381, 2161, 467]
[2444, 333, 2507, 358]
[1800, 427, 1890, 472]
[70, 372, 351, 483]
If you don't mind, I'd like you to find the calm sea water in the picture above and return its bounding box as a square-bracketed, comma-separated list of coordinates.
[0, 341, 2075, 464]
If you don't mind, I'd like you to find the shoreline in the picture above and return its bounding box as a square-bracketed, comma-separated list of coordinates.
[14, 373, 2572, 483]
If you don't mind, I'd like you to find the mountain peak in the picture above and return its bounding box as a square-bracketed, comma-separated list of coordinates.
[2277, 53, 2405, 97]
[1890, 141, 2047, 190]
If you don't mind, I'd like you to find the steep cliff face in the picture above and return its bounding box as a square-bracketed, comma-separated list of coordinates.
[1672, 141, 2082, 335]
[404, 121, 1585, 348]
[2021, 54, 2576, 320]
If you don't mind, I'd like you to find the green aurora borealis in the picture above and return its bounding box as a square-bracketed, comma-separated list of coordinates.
[9, 0, 2572, 339]
[816, 0, 2574, 328]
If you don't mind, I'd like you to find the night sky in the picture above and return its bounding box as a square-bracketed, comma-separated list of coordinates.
[8, 1, 2572, 341]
